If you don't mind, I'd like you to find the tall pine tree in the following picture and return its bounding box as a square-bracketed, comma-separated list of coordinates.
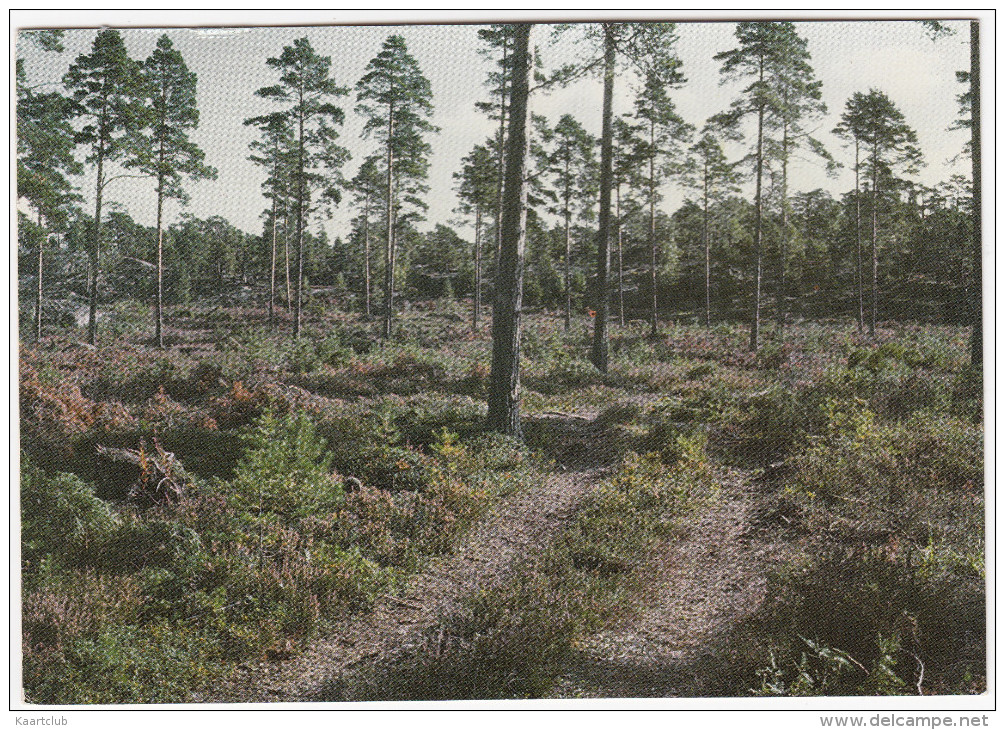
[255, 37, 350, 339]
[454, 143, 496, 330]
[537, 114, 597, 330]
[761, 25, 832, 331]
[135, 34, 216, 347]
[713, 21, 802, 350]
[630, 68, 691, 336]
[245, 111, 293, 327]
[838, 90, 922, 337]
[356, 34, 438, 339]
[64, 29, 146, 344]
[475, 25, 517, 283]
[556, 22, 682, 370]
[17, 30, 81, 341]
[682, 125, 739, 327]
[487, 23, 532, 438]
[350, 156, 384, 318]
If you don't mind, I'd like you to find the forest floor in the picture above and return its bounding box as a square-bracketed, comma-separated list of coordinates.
[202, 415, 609, 703]
[201, 405, 792, 703]
[205, 461, 794, 703]
[549, 467, 798, 699]
[20, 297, 985, 703]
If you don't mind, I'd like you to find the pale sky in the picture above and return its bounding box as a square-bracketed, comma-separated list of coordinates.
[17, 16, 972, 242]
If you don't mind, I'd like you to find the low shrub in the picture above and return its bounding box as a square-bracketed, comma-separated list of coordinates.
[21, 461, 120, 572]
[786, 407, 983, 553]
[745, 545, 985, 696]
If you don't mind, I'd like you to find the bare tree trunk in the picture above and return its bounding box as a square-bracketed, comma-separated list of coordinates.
[283, 198, 292, 313]
[363, 192, 371, 317]
[563, 183, 572, 330]
[487, 23, 532, 438]
[474, 203, 482, 330]
[616, 182, 624, 328]
[294, 94, 306, 340]
[155, 119, 168, 348]
[88, 147, 105, 345]
[855, 139, 864, 333]
[970, 20, 982, 366]
[777, 121, 789, 333]
[749, 60, 765, 352]
[591, 25, 615, 372]
[870, 142, 879, 339]
[703, 158, 711, 328]
[269, 141, 279, 328]
[648, 119, 658, 337]
[155, 174, 165, 348]
[35, 209, 43, 341]
[383, 100, 395, 340]
[493, 37, 508, 289]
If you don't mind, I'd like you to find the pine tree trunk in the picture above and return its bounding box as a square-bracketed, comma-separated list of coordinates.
[363, 192, 371, 317]
[591, 26, 615, 372]
[616, 182, 624, 328]
[269, 142, 279, 328]
[155, 175, 165, 349]
[970, 20, 982, 366]
[703, 159, 711, 328]
[294, 93, 306, 340]
[487, 23, 532, 438]
[749, 61, 765, 352]
[493, 38, 508, 289]
[283, 200, 292, 313]
[564, 184, 572, 330]
[383, 100, 395, 340]
[474, 203, 482, 330]
[35, 210, 43, 341]
[778, 122, 789, 332]
[88, 146, 105, 346]
[855, 139, 864, 333]
[648, 119, 658, 338]
[870, 142, 879, 339]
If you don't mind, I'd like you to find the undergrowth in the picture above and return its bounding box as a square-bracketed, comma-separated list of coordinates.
[20, 303, 983, 701]
[323, 437, 714, 700]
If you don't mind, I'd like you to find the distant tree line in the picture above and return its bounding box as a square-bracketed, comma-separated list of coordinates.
[18, 21, 979, 381]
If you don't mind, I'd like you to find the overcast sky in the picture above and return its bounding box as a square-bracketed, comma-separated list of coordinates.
[17, 17, 972, 241]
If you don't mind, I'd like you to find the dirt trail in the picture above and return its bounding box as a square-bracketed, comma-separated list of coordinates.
[550, 469, 788, 699]
[198, 416, 607, 703]
[198, 415, 786, 703]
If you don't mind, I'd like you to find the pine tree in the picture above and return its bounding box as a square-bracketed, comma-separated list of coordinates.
[350, 156, 384, 318]
[833, 102, 868, 332]
[761, 25, 832, 332]
[630, 68, 691, 336]
[968, 21, 981, 366]
[454, 143, 496, 330]
[838, 89, 922, 337]
[682, 125, 740, 327]
[537, 114, 598, 330]
[245, 111, 293, 328]
[928, 20, 982, 364]
[487, 23, 532, 438]
[255, 37, 350, 339]
[713, 21, 804, 350]
[64, 29, 146, 344]
[135, 34, 216, 348]
[17, 30, 81, 340]
[356, 34, 438, 339]
[612, 116, 642, 327]
[475, 25, 518, 283]
[555, 22, 682, 370]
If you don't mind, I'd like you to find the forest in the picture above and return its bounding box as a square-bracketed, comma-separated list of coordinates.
[17, 20, 984, 704]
